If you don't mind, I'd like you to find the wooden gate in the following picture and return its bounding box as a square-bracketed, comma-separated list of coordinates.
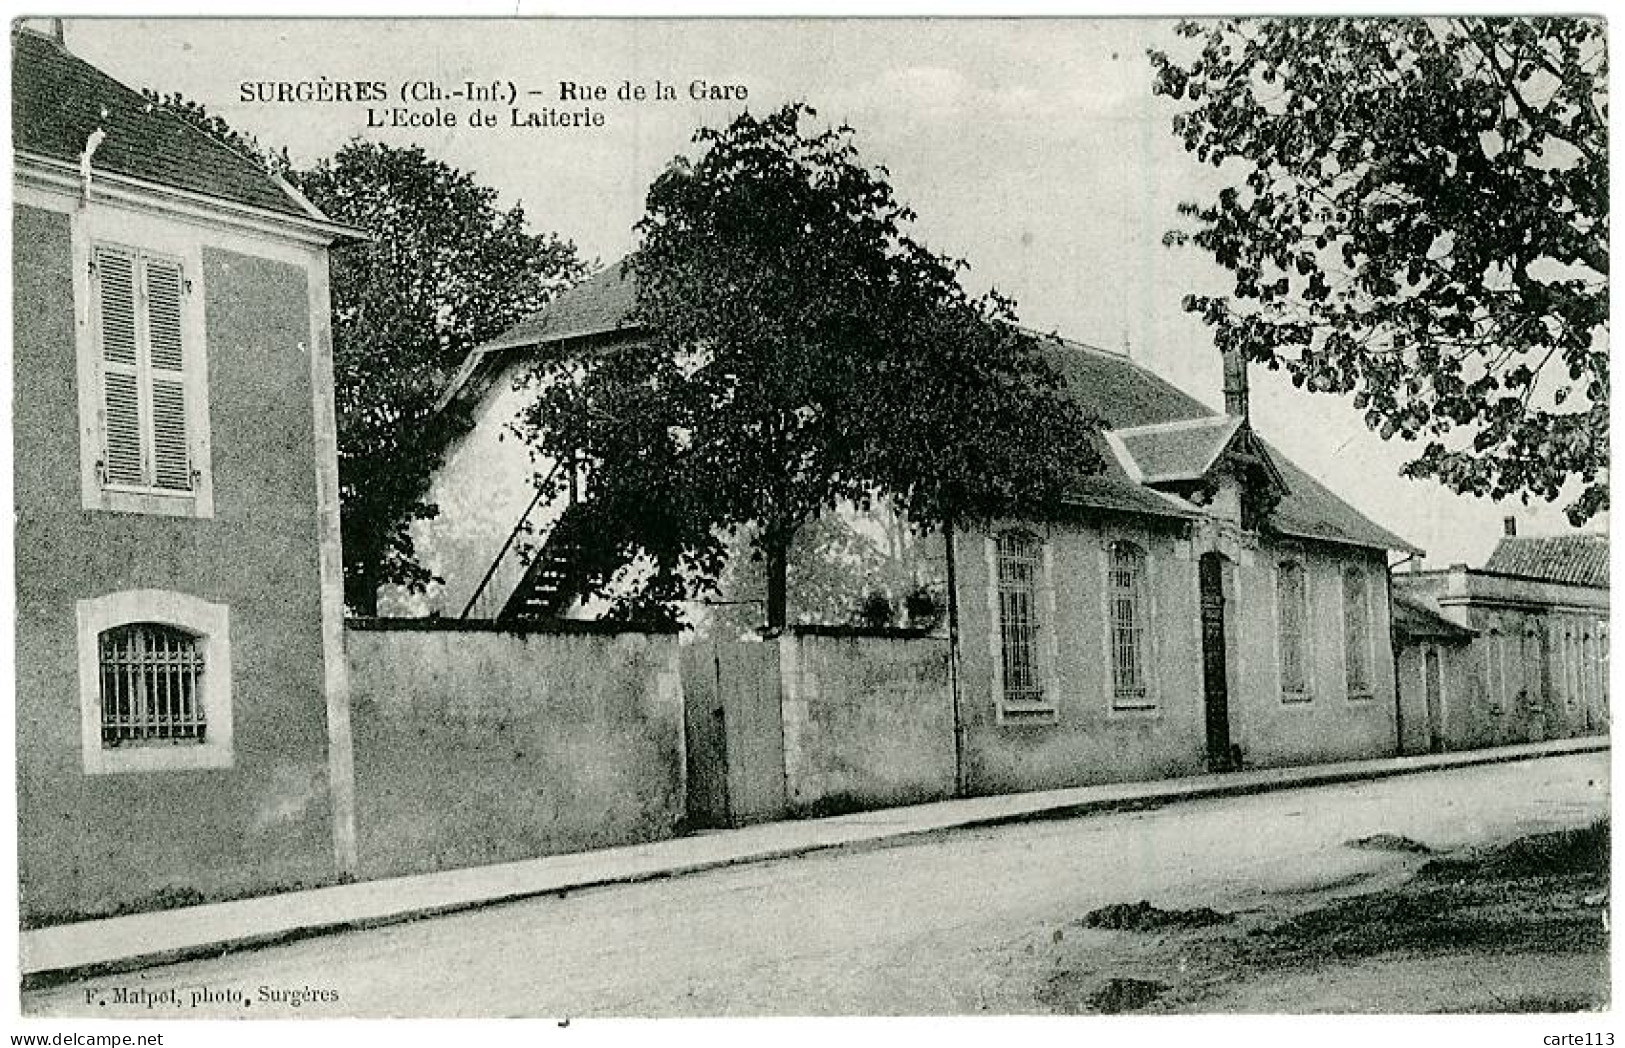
[681, 640, 787, 828]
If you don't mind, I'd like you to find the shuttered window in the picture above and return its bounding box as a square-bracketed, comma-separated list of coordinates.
[1277, 561, 1309, 699]
[93, 244, 193, 494]
[1109, 541, 1150, 707]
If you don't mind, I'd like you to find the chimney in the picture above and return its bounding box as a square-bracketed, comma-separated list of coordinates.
[1503, 515, 1518, 537]
[17, 18, 65, 43]
[1222, 345, 1249, 418]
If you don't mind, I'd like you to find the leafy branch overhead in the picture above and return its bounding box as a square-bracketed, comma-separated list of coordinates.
[515, 103, 1102, 627]
[1150, 17, 1607, 524]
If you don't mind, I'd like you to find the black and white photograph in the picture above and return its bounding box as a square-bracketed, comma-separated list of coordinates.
[6, 8, 1612, 1034]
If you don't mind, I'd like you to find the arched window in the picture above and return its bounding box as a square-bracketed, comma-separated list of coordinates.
[76, 589, 232, 774]
[99, 623, 206, 746]
[995, 530, 1044, 709]
[1108, 541, 1150, 707]
[1342, 567, 1372, 696]
[1277, 561, 1309, 699]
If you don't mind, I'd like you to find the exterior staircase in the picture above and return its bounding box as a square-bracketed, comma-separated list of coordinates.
[499, 539, 581, 621]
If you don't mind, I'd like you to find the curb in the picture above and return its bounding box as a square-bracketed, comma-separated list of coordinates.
[20, 736, 1609, 989]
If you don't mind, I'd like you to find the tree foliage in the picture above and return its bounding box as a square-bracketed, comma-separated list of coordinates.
[514, 103, 1101, 627]
[1150, 17, 1607, 523]
[150, 95, 588, 611]
[289, 143, 584, 611]
[143, 88, 292, 175]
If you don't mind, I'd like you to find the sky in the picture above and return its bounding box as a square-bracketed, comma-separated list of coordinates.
[56, 16, 1604, 567]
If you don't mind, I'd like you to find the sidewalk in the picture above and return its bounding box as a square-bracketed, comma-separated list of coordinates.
[21, 735, 1608, 985]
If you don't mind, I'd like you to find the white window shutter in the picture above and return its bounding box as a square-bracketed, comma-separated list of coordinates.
[94, 246, 145, 486]
[143, 257, 192, 491]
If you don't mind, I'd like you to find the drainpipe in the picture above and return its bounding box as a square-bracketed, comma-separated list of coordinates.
[944, 517, 967, 797]
[78, 126, 106, 205]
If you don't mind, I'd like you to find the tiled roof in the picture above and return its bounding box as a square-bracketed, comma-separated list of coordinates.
[1114, 416, 1242, 483]
[470, 264, 1417, 552]
[481, 261, 638, 351]
[1391, 592, 1475, 641]
[1483, 533, 1609, 589]
[12, 29, 308, 218]
[1042, 340, 1414, 550]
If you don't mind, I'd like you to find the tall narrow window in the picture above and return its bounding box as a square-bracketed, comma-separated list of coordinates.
[1582, 632, 1596, 707]
[1277, 561, 1309, 699]
[98, 623, 206, 746]
[1109, 541, 1150, 708]
[1563, 629, 1578, 707]
[93, 244, 193, 494]
[1485, 627, 1506, 712]
[995, 530, 1045, 710]
[1342, 567, 1372, 696]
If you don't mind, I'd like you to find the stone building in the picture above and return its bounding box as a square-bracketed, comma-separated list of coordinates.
[13, 25, 359, 923]
[1393, 523, 1609, 750]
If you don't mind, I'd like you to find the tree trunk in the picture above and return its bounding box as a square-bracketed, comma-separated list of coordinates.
[764, 538, 789, 630]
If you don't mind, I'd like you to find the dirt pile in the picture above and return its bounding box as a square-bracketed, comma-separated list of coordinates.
[1082, 900, 1233, 931]
[1345, 833, 1435, 854]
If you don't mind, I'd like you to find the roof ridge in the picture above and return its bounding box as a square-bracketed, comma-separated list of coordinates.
[13, 29, 310, 219]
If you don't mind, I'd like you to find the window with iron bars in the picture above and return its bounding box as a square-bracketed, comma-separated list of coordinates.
[1109, 541, 1151, 708]
[995, 530, 1045, 710]
[99, 623, 206, 746]
[1277, 560, 1309, 700]
[1342, 567, 1372, 697]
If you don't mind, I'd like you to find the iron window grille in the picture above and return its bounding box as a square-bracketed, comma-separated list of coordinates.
[1277, 561, 1309, 699]
[1108, 541, 1150, 707]
[1484, 628, 1507, 715]
[1342, 567, 1372, 696]
[995, 530, 1045, 709]
[98, 623, 206, 746]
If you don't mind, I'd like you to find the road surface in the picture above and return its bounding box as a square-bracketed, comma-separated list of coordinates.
[24, 751, 1609, 1017]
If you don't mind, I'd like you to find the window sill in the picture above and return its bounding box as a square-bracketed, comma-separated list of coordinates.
[1281, 692, 1314, 706]
[88, 486, 210, 519]
[997, 703, 1059, 726]
[83, 740, 232, 775]
[1346, 691, 1375, 703]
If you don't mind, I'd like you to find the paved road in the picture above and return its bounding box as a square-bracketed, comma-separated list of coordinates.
[24, 752, 1609, 1018]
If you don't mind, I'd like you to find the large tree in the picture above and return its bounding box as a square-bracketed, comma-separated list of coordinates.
[290, 143, 584, 612]
[1150, 17, 1607, 524]
[514, 103, 1101, 628]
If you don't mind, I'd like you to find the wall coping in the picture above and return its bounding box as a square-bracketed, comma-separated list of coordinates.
[776, 623, 946, 641]
[345, 616, 680, 637]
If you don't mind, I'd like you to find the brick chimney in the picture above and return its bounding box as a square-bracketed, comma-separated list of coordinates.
[17, 18, 65, 43]
[1503, 515, 1518, 537]
[1222, 346, 1249, 418]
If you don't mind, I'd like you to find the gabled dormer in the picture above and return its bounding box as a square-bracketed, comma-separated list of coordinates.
[1104, 347, 1287, 531]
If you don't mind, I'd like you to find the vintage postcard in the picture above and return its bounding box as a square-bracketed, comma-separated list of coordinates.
[8, 11, 1610, 1038]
